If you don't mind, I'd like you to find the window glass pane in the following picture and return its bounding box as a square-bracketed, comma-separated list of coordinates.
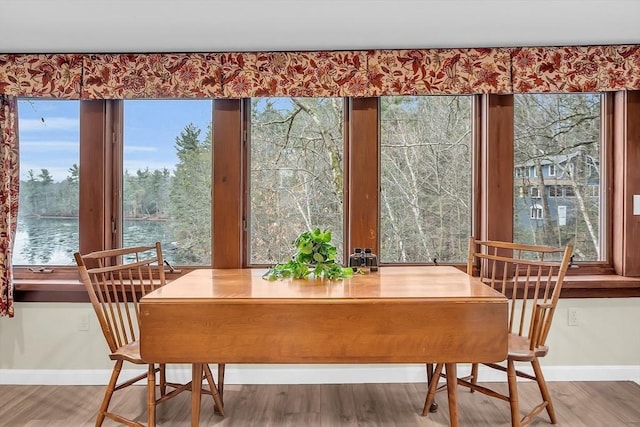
[123, 100, 212, 265]
[249, 97, 344, 264]
[514, 93, 602, 261]
[15, 99, 79, 265]
[380, 96, 472, 263]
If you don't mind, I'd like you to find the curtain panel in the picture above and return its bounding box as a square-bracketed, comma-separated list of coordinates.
[1, 45, 639, 99]
[0, 95, 18, 317]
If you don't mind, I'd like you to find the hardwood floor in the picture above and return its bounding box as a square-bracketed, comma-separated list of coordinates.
[0, 381, 638, 426]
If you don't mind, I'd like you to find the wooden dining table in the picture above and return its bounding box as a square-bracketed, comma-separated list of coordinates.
[140, 266, 508, 426]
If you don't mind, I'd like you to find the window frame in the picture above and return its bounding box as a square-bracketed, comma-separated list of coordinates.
[13, 93, 640, 301]
[530, 186, 541, 198]
[530, 204, 544, 220]
[548, 185, 562, 198]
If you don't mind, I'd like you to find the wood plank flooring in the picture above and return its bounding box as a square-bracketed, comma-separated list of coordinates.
[0, 381, 638, 426]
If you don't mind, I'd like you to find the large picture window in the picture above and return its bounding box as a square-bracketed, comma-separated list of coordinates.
[11, 91, 633, 300]
[15, 99, 80, 266]
[248, 98, 344, 265]
[123, 100, 213, 265]
[513, 93, 602, 261]
[379, 96, 472, 263]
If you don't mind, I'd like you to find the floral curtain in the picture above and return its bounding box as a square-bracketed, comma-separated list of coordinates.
[0, 95, 18, 317]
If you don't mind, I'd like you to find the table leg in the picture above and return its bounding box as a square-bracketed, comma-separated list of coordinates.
[445, 363, 459, 427]
[192, 363, 203, 427]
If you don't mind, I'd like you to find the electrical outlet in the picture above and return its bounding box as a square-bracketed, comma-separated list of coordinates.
[78, 313, 90, 331]
[567, 308, 579, 326]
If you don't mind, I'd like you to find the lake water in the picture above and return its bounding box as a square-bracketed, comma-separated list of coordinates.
[12, 216, 176, 266]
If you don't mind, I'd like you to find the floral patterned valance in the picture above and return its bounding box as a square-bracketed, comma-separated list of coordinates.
[0, 54, 82, 98]
[82, 53, 223, 98]
[511, 45, 640, 92]
[368, 48, 512, 95]
[1, 45, 638, 99]
[221, 51, 370, 98]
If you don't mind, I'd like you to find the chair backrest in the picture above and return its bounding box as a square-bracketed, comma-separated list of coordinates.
[74, 243, 166, 353]
[467, 237, 573, 349]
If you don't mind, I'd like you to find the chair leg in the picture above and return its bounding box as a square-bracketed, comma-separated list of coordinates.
[424, 363, 438, 413]
[147, 364, 157, 427]
[95, 360, 123, 427]
[422, 363, 444, 416]
[159, 363, 167, 397]
[531, 358, 557, 424]
[426, 363, 434, 383]
[470, 362, 479, 392]
[203, 364, 225, 416]
[218, 364, 226, 402]
[507, 359, 521, 427]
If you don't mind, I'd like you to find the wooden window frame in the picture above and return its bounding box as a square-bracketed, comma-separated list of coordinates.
[13, 93, 640, 302]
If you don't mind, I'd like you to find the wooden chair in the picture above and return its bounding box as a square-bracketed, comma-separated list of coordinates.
[74, 243, 224, 427]
[422, 237, 573, 427]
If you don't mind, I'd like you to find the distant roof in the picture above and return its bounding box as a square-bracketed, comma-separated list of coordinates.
[515, 152, 598, 168]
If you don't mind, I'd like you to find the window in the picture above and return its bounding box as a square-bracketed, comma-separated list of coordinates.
[530, 186, 541, 198]
[15, 99, 79, 266]
[248, 97, 344, 265]
[122, 100, 213, 265]
[12, 92, 634, 301]
[548, 163, 556, 176]
[514, 93, 602, 261]
[380, 96, 472, 263]
[531, 204, 543, 220]
[585, 185, 599, 197]
[565, 185, 576, 197]
[549, 185, 562, 197]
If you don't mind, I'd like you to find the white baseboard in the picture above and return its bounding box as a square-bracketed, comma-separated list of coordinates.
[1, 364, 638, 386]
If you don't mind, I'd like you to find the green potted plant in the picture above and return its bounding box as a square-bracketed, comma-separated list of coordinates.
[263, 228, 353, 280]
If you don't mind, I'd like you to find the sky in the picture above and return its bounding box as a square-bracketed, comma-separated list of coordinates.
[18, 99, 213, 182]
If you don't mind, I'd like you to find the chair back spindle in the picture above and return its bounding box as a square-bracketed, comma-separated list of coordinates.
[74, 243, 166, 354]
[467, 238, 573, 349]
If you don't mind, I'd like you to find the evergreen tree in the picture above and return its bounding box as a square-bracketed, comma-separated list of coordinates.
[168, 123, 212, 263]
[175, 123, 202, 160]
[66, 164, 79, 184]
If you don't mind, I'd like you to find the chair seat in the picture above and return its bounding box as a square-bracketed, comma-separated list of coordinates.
[110, 340, 145, 364]
[508, 333, 549, 361]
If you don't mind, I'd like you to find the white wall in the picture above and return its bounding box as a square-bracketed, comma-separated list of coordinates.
[1, 299, 638, 385]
